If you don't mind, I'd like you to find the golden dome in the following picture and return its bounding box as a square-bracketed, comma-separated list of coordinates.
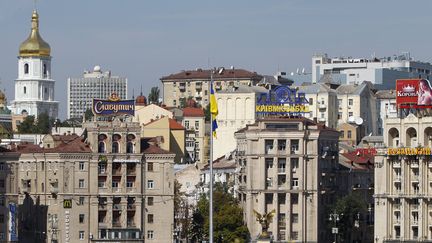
[19, 10, 51, 57]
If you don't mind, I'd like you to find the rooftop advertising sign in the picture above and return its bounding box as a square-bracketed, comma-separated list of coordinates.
[396, 79, 432, 108]
[256, 86, 309, 115]
[387, 147, 432, 155]
[92, 93, 135, 116]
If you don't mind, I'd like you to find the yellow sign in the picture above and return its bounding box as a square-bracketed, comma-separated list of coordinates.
[63, 199, 72, 208]
[255, 104, 310, 113]
[387, 147, 432, 155]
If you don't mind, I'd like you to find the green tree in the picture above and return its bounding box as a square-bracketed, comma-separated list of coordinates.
[84, 108, 94, 121]
[148, 86, 160, 104]
[192, 183, 250, 243]
[204, 104, 211, 122]
[329, 194, 368, 242]
[36, 113, 54, 134]
[17, 115, 37, 133]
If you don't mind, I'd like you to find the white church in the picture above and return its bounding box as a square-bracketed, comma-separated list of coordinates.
[10, 10, 59, 118]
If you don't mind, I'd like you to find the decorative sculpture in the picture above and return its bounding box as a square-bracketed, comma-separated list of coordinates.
[253, 209, 276, 239]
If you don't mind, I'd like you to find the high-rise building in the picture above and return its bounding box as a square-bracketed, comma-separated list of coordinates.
[11, 10, 59, 118]
[67, 66, 127, 119]
[235, 117, 341, 242]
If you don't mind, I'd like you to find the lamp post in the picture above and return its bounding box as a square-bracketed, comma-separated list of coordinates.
[329, 213, 341, 243]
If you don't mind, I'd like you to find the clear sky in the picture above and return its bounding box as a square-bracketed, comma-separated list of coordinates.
[1, 0, 432, 119]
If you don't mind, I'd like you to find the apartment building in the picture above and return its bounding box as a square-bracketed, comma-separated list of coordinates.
[0, 118, 175, 242]
[375, 90, 397, 136]
[374, 114, 432, 242]
[235, 117, 340, 242]
[181, 107, 205, 164]
[160, 67, 263, 108]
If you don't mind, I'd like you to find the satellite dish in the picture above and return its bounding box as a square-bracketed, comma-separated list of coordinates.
[348, 116, 355, 123]
[355, 117, 363, 125]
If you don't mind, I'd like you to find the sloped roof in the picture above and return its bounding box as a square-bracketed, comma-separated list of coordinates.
[375, 90, 396, 99]
[218, 84, 268, 94]
[297, 83, 337, 94]
[169, 119, 185, 130]
[161, 68, 262, 81]
[182, 107, 204, 117]
[336, 81, 374, 95]
[15, 136, 91, 153]
[142, 144, 172, 154]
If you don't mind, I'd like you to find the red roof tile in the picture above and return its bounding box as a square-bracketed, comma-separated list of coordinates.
[169, 119, 185, 130]
[182, 107, 204, 117]
[15, 137, 91, 153]
[142, 144, 172, 154]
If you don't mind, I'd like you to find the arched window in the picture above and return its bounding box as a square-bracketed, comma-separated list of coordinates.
[126, 134, 136, 154]
[23, 86, 26, 94]
[112, 134, 121, 153]
[24, 63, 29, 74]
[98, 134, 108, 153]
[43, 64, 47, 76]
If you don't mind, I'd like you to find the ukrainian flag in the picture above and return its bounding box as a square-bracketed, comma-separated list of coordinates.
[210, 81, 218, 138]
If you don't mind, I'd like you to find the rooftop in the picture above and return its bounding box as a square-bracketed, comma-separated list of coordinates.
[182, 107, 204, 117]
[161, 68, 262, 81]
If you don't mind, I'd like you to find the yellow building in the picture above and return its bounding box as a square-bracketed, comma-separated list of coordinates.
[142, 116, 185, 163]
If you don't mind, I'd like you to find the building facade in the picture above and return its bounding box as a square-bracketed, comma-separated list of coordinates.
[181, 107, 205, 164]
[160, 68, 263, 108]
[11, 10, 59, 119]
[0, 118, 175, 242]
[235, 117, 340, 242]
[312, 53, 432, 89]
[375, 114, 432, 242]
[376, 90, 397, 136]
[67, 66, 127, 119]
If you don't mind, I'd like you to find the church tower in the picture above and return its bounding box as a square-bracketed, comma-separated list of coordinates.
[11, 10, 59, 118]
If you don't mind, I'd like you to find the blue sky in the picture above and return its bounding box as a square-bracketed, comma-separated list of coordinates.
[1, 0, 432, 119]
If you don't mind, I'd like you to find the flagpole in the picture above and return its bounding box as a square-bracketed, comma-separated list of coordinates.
[209, 69, 214, 243]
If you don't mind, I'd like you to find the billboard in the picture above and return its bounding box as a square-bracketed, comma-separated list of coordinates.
[256, 85, 309, 115]
[8, 203, 17, 241]
[92, 93, 135, 116]
[396, 79, 432, 108]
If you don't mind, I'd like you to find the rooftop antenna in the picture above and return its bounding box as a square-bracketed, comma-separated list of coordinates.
[140, 84, 143, 96]
[132, 88, 135, 100]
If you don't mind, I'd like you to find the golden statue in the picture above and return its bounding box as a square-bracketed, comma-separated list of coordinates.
[253, 209, 275, 239]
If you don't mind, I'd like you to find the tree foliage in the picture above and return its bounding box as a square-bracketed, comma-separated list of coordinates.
[204, 104, 210, 122]
[17, 113, 54, 134]
[148, 86, 160, 104]
[191, 183, 249, 243]
[84, 108, 94, 121]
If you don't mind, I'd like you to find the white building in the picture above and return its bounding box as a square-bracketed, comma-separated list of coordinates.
[213, 85, 268, 159]
[375, 90, 397, 136]
[11, 10, 59, 118]
[296, 83, 338, 128]
[67, 65, 127, 119]
[312, 53, 432, 89]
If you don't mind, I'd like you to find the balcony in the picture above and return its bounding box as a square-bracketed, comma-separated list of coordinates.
[411, 162, 419, 168]
[393, 161, 401, 168]
[278, 168, 286, 174]
[393, 176, 402, 183]
[112, 221, 122, 227]
[98, 222, 109, 228]
[318, 103, 326, 110]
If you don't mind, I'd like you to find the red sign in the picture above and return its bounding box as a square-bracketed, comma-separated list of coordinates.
[396, 79, 432, 107]
[354, 148, 377, 156]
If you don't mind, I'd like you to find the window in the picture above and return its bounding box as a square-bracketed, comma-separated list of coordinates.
[0, 233, 4, 240]
[291, 194, 298, 204]
[309, 98, 313, 105]
[44, 87, 47, 93]
[0, 198, 4, 206]
[195, 121, 199, 130]
[338, 112, 342, 119]
[24, 63, 29, 74]
[126, 142, 134, 153]
[291, 178, 299, 189]
[395, 226, 400, 238]
[79, 214, 85, 223]
[147, 162, 154, 171]
[0, 180, 4, 188]
[148, 197, 154, 206]
[79, 231, 85, 240]
[79, 162, 85, 171]
[98, 142, 105, 153]
[98, 180, 105, 188]
[148, 214, 154, 223]
[147, 230, 154, 239]
[277, 140, 286, 151]
[348, 99, 353, 106]
[413, 226, 418, 239]
[340, 130, 344, 138]
[112, 141, 119, 153]
[23, 86, 27, 94]
[337, 99, 342, 107]
[112, 181, 119, 188]
[265, 140, 274, 153]
[278, 158, 286, 173]
[184, 121, 190, 129]
[43, 64, 47, 76]
[290, 140, 299, 153]
[291, 213, 299, 223]
[0, 163, 4, 170]
[291, 158, 299, 171]
[79, 197, 85, 205]
[347, 131, 352, 139]
[349, 112, 353, 117]
[147, 180, 154, 189]
[0, 214, 3, 223]
[79, 179, 85, 188]
[126, 181, 134, 188]
[265, 158, 273, 169]
[173, 100, 177, 106]
[291, 231, 298, 240]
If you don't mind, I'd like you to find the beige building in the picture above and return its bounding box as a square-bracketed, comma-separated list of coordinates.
[235, 117, 340, 242]
[374, 114, 432, 242]
[160, 68, 263, 108]
[181, 107, 205, 164]
[213, 85, 268, 159]
[0, 118, 175, 242]
[142, 116, 185, 164]
[133, 101, 173, 126]
[337, 122, 364, 146]
[297, 83, 338, 129]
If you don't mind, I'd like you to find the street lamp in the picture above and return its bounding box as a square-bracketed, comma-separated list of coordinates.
[329, 213, 341, 243]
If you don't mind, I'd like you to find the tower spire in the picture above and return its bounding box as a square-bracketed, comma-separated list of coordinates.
[140, 85, 143, 96]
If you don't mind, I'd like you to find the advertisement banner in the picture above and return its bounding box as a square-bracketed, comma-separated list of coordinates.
[396, 79, 432, 107]
[256, 85, 309, 115]
[8, 203, 17, 241]
[92, 97, 135, 117]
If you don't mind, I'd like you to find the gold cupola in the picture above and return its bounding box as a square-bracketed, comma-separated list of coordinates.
[19, 10, 51, 57]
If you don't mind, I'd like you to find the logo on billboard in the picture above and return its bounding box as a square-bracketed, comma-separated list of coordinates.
[63, 199, 72, 208]
[92, 93, 135, 116]
[256, 86, 309, 114]
[397, 79, 432, 108]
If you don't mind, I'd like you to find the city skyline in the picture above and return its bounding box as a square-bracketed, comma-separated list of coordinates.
[1, 0, 432, 119]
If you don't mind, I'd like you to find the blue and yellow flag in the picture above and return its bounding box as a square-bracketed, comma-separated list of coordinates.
[210, 81, 218, 138]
